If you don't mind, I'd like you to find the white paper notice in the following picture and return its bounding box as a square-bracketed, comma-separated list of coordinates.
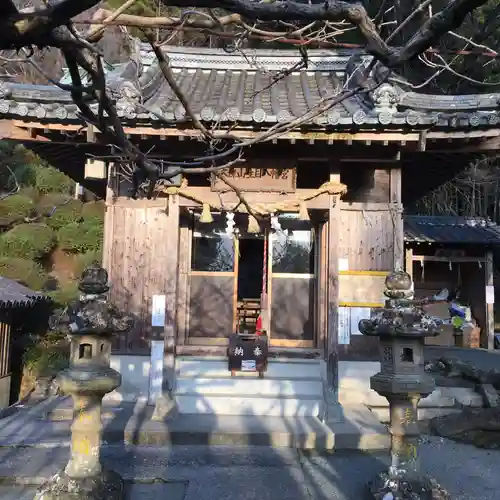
[338, 307, 351, 345]
[486, 285, 495, 305]
[151, 294, 166, 327]
[148, 340, 163, 404]
[339, 258, 349, 272]
[350, 307, 370, 335]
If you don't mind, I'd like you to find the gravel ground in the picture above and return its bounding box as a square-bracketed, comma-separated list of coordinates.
[0, 437, 497, 500]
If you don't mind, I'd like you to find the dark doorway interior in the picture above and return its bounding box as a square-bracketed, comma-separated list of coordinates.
[237, 237, 265, 300]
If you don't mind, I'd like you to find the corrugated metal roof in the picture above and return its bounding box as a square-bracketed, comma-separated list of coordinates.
[0, 276, 49, 308]
[404, 215, 500, 244]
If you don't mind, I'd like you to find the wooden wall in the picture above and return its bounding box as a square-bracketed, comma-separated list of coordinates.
[336, 167, 402, 361]
[339, 207, 395, 271]
[103, 197, 179, 354]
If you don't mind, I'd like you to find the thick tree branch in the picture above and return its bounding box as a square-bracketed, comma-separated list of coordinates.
[159, 0, 489, 68]
[0, 0, 100, 49]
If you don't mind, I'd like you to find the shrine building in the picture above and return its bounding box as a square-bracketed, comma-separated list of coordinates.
[0, 44, 498, 418]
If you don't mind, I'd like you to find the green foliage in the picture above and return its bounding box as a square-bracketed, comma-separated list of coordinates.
[0, 194, 35, 226]
[48, 281, 80, 308]
[46, 199, 83, 229]
[0, 223, 55, 260]
[57, 218, 103, 254]
[23, 330, 69, 377]
[81, 200, 105, 223]
[36, 193, 72, 217]
[0, 257, 48, 290]
[0, 143, 37, 191]
[18, 187, 40, 203]
[74, 250, 103, 278]
[35, 164, 74, 195]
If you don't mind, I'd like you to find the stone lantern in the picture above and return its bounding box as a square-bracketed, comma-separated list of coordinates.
[35, 263, 131, 500]
[359, 270, 451, 500]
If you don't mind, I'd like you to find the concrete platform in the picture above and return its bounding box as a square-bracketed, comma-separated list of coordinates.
[1, 398, 389, 451]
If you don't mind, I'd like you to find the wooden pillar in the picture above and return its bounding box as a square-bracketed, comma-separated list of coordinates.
[390, 167, 404, 270]
[164, 195, 180, 383]
[405, 247, 413, 280]
[326, 171, 340, 398]
[153, 195, 180, 419]
[102, 163, 116, 273]
[485, 251, 495, 350]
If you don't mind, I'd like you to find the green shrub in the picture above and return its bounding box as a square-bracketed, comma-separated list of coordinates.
[73, 250, 103, 278]
[81, 201, 105, 223]
[36, 193, 72, 217]
[35, 165, 74, 195]
[23, 330, 69, 377]
[57, 218, 103, 253]
[0, 194, 35, 226]
[18, 187, 40, 203]
[46, 199, 83, 229]
[0, 223, 55, 260]
[48, 281, 80, 308]
[0, 257, 48, 290]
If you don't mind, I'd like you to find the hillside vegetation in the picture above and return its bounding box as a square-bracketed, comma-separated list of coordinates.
[0, 142, 104, 307]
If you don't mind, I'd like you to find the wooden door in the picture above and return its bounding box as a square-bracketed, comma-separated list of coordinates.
[187, 215, 238, 345]
[268, 218, 316, 348]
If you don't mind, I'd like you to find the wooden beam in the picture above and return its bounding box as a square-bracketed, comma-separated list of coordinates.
[390, 167, 403, 270]
[11, 120, 420, 143]
[0, 120, 49, 141]
[340, 202, 401, 212]
[485, 251, 495, 351]
[411, 255, 486, 264]
[176, 187, 330, 210]
[427, 128, 500, 140]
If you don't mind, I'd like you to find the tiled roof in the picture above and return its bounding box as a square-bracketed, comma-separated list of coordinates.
[0, 276, 49, 308]
[404, 215, 500, 244]
[0, 44, 499, 130]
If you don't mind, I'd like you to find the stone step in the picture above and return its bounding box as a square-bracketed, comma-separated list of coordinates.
[175, 393, 323, 416]
[177, 358, 323, 380]
[175, 377, 323, 397]
[0, 402, 389, 451]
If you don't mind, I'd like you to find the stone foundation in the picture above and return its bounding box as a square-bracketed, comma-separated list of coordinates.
[34, 467, 124, 500]
[368, 472, 451, 500]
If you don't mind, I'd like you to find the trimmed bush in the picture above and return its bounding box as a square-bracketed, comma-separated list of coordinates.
[57, 218, 103, 253]
[36, 193, 72, 217]
[73, 249, 103, 278]
[46, 199, 83, 230]
[23, 330, 69, 377]
[81, 201, 105, 223]
[0, 257, 48, 290]
[0, 194, 35, 226]
[18, 187, 40, 203]
[0, 223, 55, 260]
[35, 165, 74, 195]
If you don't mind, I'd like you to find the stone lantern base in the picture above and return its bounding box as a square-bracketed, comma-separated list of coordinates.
[368, 472, 451, 500]
[34, 467, 124, 500]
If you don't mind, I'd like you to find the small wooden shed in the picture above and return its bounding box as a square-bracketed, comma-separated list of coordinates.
[404, 216, 500, 350]
[0, 277, 49, 409]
